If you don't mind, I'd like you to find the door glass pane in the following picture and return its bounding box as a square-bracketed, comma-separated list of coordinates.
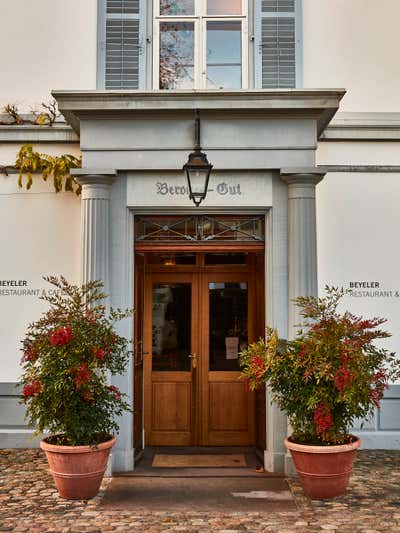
[207, 0, 242, 15]
[160, 0, 195, 15]
[147, 253, 196, 265]
[205, 253, 246, 265]
[209, 282, 248, 371]
[152, 284, 191, 371]
[206, 21, 242, 89]
[160, 22, 195, 89]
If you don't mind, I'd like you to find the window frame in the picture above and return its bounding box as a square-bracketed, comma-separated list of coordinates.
[153, 0, 249, 90]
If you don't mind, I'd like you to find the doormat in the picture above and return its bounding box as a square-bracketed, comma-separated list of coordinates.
[152, 453, 247, 468]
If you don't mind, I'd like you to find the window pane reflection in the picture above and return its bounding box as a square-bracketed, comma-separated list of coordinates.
[160, 0, 194, 15]
[152, 284, 191, 371]
[207, 0, 242, 15]
[160, 22, 195, 89]
[209, 282, 248, 371]
[206, 22, 242, 89]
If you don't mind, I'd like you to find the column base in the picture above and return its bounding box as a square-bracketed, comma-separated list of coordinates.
[264, 450, 286, 473]
[284, 452, 297, 476]
[111, 447, 134, 474]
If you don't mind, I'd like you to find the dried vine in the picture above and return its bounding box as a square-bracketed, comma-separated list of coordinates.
[15, 144, 82, 194]
[0, 101, 59, 126]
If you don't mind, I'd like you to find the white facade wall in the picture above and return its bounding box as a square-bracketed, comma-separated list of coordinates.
[1, 1, 400, 112]
[1, 0, 400, 451]
[303, 0, 400, 112]
[0, 0, 97, 109]
[0, 144, 81, 382]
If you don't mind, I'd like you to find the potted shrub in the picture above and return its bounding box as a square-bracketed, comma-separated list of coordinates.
[239, 287, 399, 499]
[20, 276, 132, 500]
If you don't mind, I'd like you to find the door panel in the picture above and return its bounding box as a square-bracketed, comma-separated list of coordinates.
[200, 272, 255, 445]
[144, 268, 255, 446]
[144, 274, 198, 445]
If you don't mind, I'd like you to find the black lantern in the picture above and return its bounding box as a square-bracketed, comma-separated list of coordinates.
[183, 110, 213, 207]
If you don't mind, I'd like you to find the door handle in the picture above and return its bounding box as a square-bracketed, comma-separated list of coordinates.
[188, 353, 198, 369]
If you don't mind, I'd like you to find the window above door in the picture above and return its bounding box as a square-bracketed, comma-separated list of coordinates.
[153, 0, 248, 90]
[98, 0, 302, 90]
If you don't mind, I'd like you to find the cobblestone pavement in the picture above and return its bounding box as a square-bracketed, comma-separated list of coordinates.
[1, 449, 400, 532]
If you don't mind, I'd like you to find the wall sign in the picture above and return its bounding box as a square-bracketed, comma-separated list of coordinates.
[127, 171, 273, 207]
[348, 281, 400, 298]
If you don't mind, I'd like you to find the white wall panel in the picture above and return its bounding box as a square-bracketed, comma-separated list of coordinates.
[0, 0, 97, 110]
[303, 0, 400, 112]
[0, 178, 81, 382]
[317, 172, 400, 383]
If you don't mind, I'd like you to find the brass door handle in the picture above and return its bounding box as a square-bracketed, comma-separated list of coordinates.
[188, 353, 198, 369]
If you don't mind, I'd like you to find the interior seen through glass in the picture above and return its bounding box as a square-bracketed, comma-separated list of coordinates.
[152, 283, 191, 371]
[209, 282, 248, 371]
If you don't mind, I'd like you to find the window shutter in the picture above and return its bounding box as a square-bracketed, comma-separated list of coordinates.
[256, 0, 299, 89]
[101, 0, 142, 89]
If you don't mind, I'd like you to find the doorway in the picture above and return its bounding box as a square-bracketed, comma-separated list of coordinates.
[141, 252, 264, 447]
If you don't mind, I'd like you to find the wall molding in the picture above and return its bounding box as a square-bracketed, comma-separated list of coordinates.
[2, 111, 400, 144]
[322, 112, 400, 141]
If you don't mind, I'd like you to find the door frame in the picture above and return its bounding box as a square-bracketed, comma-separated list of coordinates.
[142, 252, 263, 447]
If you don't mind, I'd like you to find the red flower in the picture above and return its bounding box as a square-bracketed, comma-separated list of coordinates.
[251, 355, 267, 378]
[313, 403, 333, 436]
[93, 347, 106, 360]
[334, 366, 354, 393]
[23, 380, 42, 398]
[108, 385, 121, 400]
[304, 369, 312, 381]
[21, 344, 38, 364]
[50, 326, 73, 347]
[73, 363, 92, 389]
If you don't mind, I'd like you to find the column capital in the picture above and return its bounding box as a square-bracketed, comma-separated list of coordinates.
[71, 169, 117, 200]
[280, 167, 327, 200]
[280, 167, 326, 186]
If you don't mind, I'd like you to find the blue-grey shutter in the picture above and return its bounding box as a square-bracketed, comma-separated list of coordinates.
[101, 0, 142, 89]
[256, 0, 300, 88]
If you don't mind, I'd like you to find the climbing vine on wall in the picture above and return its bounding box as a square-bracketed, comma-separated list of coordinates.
[0, 101, 82, 194]
[15, 145, 82, 194]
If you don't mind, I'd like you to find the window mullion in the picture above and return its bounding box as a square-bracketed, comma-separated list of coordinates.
[196, 18, 203, 89]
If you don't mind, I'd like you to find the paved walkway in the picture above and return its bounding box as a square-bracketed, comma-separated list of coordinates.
[1, 449, 400, 532]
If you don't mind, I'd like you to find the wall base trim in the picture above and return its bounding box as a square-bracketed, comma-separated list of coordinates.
[111, 447, 134, 473]
[355, 431, 400, 449]
[264, 449, 285, 473]
[0, 430, 41, 448]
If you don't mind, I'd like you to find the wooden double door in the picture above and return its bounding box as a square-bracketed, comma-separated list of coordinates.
[144, 268, 256, 446]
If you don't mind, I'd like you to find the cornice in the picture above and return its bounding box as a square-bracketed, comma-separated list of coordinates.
[52, 89, 346, 138]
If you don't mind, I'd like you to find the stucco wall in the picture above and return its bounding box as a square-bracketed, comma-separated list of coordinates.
[1, 0, 399, 112]
[0, 168, 81, 383]
[302, 0, 400, 112]
[0, 0, 97, 110]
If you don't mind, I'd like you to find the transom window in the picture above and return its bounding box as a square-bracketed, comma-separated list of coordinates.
[153, 0, 248, 90]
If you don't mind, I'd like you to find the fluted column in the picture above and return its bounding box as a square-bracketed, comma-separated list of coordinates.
[71, 169, 117, 290]
[281, 167, 325, 475]
[281, 168, 326, 339]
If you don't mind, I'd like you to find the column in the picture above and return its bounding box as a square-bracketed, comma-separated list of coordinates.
[71, 169, 116, 289]
[281, 168, 326, 339]
[71, 169, 118, 474]
[281, 167, 326, 474]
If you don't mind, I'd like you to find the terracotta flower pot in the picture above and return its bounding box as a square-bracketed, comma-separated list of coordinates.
[284, 436, 361, 499]
[40, 436, 116, 500]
